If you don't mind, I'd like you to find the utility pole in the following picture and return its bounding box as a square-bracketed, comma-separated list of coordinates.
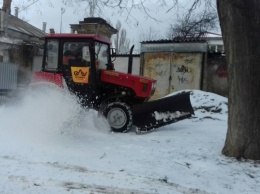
[60, 8, 65, 33]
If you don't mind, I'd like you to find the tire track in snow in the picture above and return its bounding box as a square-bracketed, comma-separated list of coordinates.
[1, 155, 215, 194]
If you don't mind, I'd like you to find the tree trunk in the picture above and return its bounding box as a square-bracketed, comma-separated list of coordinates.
[217, 0, 260, 159]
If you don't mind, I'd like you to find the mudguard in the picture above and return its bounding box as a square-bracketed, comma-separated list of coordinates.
[132, 91, 194, 133]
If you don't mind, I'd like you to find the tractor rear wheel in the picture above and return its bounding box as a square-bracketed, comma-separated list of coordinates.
[102, 102, 133, 133]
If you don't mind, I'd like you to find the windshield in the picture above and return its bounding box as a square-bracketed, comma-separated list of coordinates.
[63, 42, 90, 66]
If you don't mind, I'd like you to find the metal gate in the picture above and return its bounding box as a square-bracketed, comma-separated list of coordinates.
[0, 62, 18, 98]
[143, 52, 203, 100]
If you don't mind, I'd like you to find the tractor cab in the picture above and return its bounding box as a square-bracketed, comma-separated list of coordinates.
[38, 33, 116, 107]
[42, 34, 113, 83]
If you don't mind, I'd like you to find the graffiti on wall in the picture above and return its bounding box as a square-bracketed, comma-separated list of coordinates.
[184, 58, 194, 65]
[154, 63, 168, 76]
[215, 65, 228, 78]
[172, 64, 193, 84]
[177, 76, 190, 84]
[145, 58, 169, 77]
[176, 65, 190, 74]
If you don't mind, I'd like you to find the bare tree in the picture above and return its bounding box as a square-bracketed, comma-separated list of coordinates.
[217, 0, 260, 160]
[61, 0, 102, 17]
[119, 29, 128, 50]
[166, 11, 218, 39]
[88, 0, 95, 17]
[61, 0, 171, 24]
[113, 20, 121, 53]
[13, 0, 54, 14]
[113, 20, 130, 54]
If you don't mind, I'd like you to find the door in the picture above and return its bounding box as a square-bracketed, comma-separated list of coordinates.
[170, 53, 203, 93]
[143, 53, 171, 100]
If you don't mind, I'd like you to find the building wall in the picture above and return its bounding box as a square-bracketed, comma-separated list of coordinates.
[139, 41, 228, 99]
[140, 42, 207, 100]
[206, 53, 228, 97]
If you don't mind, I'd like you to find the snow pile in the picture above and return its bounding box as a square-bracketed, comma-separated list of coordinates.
[165, 90, 228, 122]
[190, 90, 228, 121]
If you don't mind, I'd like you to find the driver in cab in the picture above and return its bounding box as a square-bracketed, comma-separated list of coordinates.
[63, 44, 80, 65]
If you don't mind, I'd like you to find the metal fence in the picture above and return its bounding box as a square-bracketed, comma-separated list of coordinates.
[0, 62, 18, 99]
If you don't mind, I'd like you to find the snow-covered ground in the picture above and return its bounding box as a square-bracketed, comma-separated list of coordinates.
[0, 88, 259, 194]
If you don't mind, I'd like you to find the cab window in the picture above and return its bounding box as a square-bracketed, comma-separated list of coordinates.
[62, 42, 90, 66]
[44, 39, 59, 70]
[95, 42, 109, 70]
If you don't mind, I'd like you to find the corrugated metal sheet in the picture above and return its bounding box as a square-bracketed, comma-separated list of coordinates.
[141, 42, 207, 53]
[0, 62, 18, 90]
[7, 14, 46, 38]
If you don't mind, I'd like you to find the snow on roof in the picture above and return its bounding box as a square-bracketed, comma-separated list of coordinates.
[1, 11, 46, 41]
[0, 36, 22, 44]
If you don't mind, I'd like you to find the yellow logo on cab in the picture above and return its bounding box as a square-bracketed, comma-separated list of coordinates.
[71, 67, 90, 83]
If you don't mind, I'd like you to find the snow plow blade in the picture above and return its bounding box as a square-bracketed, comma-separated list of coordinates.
[132, 92, 194, 133]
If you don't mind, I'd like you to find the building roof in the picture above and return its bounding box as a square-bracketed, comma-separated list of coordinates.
[79, 17, 108, 25]
[0, 9, 46, 44]
[70, 17, 117, 38]
[78, 17, 117, 33]
[45, 33, 111, 44]
[0, 36, 22, 44]
[141, 38, 207, 44]
[204, 37, 223, 41]
[7, 14, 46, 38]
[141, 31, 222, 44]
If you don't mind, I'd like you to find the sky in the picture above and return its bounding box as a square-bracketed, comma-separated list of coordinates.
[0, 0, 218, 46]
[0, 88, 259, 194]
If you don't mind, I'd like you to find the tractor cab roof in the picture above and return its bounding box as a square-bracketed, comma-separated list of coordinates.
[45, 33, 111, 44]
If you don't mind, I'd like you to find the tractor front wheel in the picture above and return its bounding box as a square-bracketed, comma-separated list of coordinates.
[102, 102, 133, 133]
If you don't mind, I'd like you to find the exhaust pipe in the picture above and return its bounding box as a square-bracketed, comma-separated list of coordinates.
[127, 45, 134, 74]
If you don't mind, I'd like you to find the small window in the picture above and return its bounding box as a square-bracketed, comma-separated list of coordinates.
[44, 39, 59, 70]
[95, 42, 109, 70]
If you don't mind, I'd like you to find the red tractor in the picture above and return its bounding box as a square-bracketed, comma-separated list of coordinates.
[32, 33, 194, 133]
